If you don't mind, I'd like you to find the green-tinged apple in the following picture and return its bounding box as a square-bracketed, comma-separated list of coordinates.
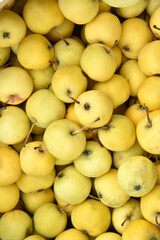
[0, 146, 22, 185]
[53, 165, 91, 204]
[146, 0, 160, 16]
[0, 106, 30, 145]
[0, 47, 10, 66]
[98, 114, 136, 151]
[33, 203, 67, 238]
[84, 12, 121, 47]
[51, 65, 88, 103]
[55, 228, 90, 240]
[20, 141, 56, 177]
[17, 34, 54, 70]
[43, 119, 86, 161]
[21, 188, 54, 214]
[25, 89, 66, 129]
[0, 209, 33, 240]
[58, 0, 99, 25]
[74, 90, 113, 128]
[52, 37, 85, 70]
[118, 18, 153, 59]
[117, 155, 157, 197]
[23, 0, 64, 34]
[0, 66, 33, 105]
[94, 168, 130, 208]
[73, 140, 112, 178]
[136, 109, 160, 154]
[80, 42, 117, 82]
[71, 199, 111, 237]
[0, 9, 26, 47]
[0, 183, 20, 213]
[112, 198, 143, 234]
[16, 168, 56, 193]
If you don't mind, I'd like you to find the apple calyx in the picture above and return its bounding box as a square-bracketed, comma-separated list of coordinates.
[71, 117, 100, 135]
[143, 103, 152, 128]
[147, 24, 157, 41]
[155, 212, 160, 226]
[52, 27, 69, 46]
[121, 215, 131, 226]
[34, 146, 44, 153]
[3, 32, 10, 39]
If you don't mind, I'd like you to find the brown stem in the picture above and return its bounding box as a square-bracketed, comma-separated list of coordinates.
[68, 95, 80, 104]
[59, 204, 70, 212]
[107, 39, 118, 53]
[147, 23, 157, 40]
[23, 121, 37, 148]
[153, 25, 160, 31]
[121, 215, 131, 226]
[155, 212, 160, 226]
[87, 129, 103, 147]
[52, 27, 69, 46]
[71, 117, 100, 135]
[143, 103, 152, 127]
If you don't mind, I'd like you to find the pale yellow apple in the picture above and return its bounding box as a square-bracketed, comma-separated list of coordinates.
[23, 0, 64, 34]
[0, 146, 22, 185]
[20, 141, 56, 177]
[93, 74, 130, 109]
[137, 76, 160, 111]
[27, 65, 55, 92]
[115, 0, 149, 18]
[124, 103, 147, 126]
[58, 0, 99, 25]
[0, 10, 26, 47]
[84, 12, 122, 48]
[113, 140, 145, 169]
[52, 37, 85, 70]
[51, 65, 88, 103]
[118, 18, 153, 59]
[21, 188, 54, 214]
[150, 6, 160, 39]
[17, 34, 54, 70]
[24, 235, 46, 240]
[122, 219, 160, 240]
[0, 0, 15, 10]
[74, 90, 113, 128]
[0, 209, 33, 240]
[55, 228, 90, 240]
[138, 40, 160, 76]
[112, 198, 143, 234]
[136, 110, 160, 154]
[0, 66, 33, 105]
[94, 168, 130, 208]
[102, 0, 140, 7]
[98, 114, 136, 151]
[43, 119, 86, 161]
[71, 199, 111, 237]
[0, 47, 10, 66]
[119, 59, 148, 97]
[0, 183, 20, 213]
[95, 232, 122, 240]
[146, 0, 160, 16]
[25, 89, 66, 129]
[73, 140, 112, 178]
[16, 168, 56, 193]
[33, 202, 67, 238]
[80, 43, 117, 82]
[54, 165, 92, 204]
[46, 18, 74, 42]
[117, 155, 157, 197]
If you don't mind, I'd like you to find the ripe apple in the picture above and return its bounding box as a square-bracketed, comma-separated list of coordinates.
[94, 168, 130, 208]
[24, 235, 46, 240]
[51, 65, 88, 103]
[117, 155, 157, 197]
[0, 0, 15, 10]
[33, 202, 67, 238]
[124, 103, 147, 126]
[0, 209, 33, 240]
[80, 42, 117, 82]
[102, 0, 140, 8]
[23, 0, 64, 34]
[0, 46, 10, 66]
[17, 34, 54, 70]
[71, 199, 111, 237]
[95, 232, 122, 240]
[58, 0, 99, 24]
[146, 0, 160, 16]
[0, 9, 26, 47]
[150, 5, 160, 39]
[55, 228, 90, 240]
[53, 165, 92, 204]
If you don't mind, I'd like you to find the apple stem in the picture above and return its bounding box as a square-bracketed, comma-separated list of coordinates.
[147, 24, 157, 41]
[23, 121, 36, 148]
[87, 129, 103, 147]
[71, 117, 100, 135]
[121, 215, 131, 226]
[59, 204, 70, 212]
[155, 212, 160, 226]
[2, 59, 18, 68]
[143, 104, 152, 127]
[68, 95, 80, 104]
[89, 194, 100, 201]
[90, 124, 110, 132]
[107, 39, 118, 53]
[153, 25, 160, 31]
[52, 27, 69, 46]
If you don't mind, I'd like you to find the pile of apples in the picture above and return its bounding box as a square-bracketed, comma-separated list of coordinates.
[1, 0, 160, 239]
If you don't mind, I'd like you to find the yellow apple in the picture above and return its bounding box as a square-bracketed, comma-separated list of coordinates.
[117, 155, 157, 197]
[24, 235, 46, 240]
[95, 232, 122, 240]
[55, 228, 90, 240]
[65, 103, 82, 126]
[0, 47, 10, 66]
[33, 202, 67, 238]
[54, 165, 91, 204]
[0, 9, 26, 47]
[150, 5, 160, 39]
[146, 0, 160, 16]
[124, 103, 147, 126]
[99, 0, 111, 12]
[102, 0, 140, 7]
[71, 199, 111, 237]
[0, 0, 15, 10]
[54, 193, 75, 217]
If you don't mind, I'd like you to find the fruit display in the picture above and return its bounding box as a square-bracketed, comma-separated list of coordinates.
[1, 0, 160, 240]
